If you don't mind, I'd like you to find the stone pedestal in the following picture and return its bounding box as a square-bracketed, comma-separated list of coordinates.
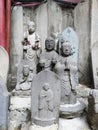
[59, 100, 90, 130]
[60, 101, 86, 119]
[8, 90, 31, 130]
[59, 117, 91, 130]
[29, 124, 58, 130]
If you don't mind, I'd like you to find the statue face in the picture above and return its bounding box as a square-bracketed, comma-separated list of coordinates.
[28, 22, 35, 34]
[61, 42, 72, 56]
[45, 38, 55, 51]
[23, 66, 29, 76]
[43, 83, 49, 91]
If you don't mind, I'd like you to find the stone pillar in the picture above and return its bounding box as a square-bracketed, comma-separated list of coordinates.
[0, 77, 9, 130]
[91, 0, 98, 89]
[35, 3, 48, 49]
[88, 90, 98, 130]
[74, 0, 91, 86]
[10, 6, 23, 84]
[47, 0, 62, 45]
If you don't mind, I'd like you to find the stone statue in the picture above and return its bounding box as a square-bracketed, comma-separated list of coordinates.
[38, 83, 54, 119]
[39, 37, 58, 71]
[21, 21, 41, 75]
[55, 41, 78, 104]
[15, 65, 33, 91]
[31, 70, 60, 126]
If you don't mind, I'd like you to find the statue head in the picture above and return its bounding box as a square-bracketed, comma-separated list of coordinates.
[45, 37, 55, 51]
[23, 65, 30, 77]
[43, 83, 50, 91]
[28, 21, 35, 34]
[61, 41, 73, 57]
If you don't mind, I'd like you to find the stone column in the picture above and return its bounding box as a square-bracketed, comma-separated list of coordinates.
[91, 0, 98, 89]
[74, 0, 91, 86]
[10, 6, 23, 85]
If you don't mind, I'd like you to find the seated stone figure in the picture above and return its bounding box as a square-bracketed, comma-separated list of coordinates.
[39, 37, 58, 71]
[55, 41, 78, 104]
[38, 83, 54, 119]
[15, 65, 33, 91]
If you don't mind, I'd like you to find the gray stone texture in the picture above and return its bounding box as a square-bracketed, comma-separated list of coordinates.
[0, 77, 9, 130]
[74, 0, 92, 86]
[10, 6, 23, 83]
[0, 46, 9, 83]
[91, 0, 98, 89]
[31, 70, 60, 126]
[87, 89, 98, 130]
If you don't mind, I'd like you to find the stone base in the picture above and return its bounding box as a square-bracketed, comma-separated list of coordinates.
[59, 116, 91, 130]
[60, 101, 86, 119]
[8, 90, 31, 130]
[33, 117, 56, 127]
[29, 124, 58, 130]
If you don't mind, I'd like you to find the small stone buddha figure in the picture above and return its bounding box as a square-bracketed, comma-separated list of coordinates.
[38, 83, 54, 119]
[39, 37, 59, 71]
[15, 65, 33, 91]
[55, 41, 78, 104]
[22, 21, 41, 75]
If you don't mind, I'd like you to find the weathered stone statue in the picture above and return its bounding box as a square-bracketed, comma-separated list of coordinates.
[23, 21, 41, 74]
[17, 21, 41, 83]
[39, 37, 58, 71]
[38, 83, 54, 119]
[31, 70, 60, 127]
[55, 41, 78, 104]
[15, 65, 33, 91]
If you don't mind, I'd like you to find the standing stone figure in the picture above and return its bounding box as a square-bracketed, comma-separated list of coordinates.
[31, 70, 60, 126]
[38, 83, 54, 119]
[39, 37, 58, 71]
[55, 41, 78, 104]
[15, 65, 33, 90]
[23, 21, 41, 74]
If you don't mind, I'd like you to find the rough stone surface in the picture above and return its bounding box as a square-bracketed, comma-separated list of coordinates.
[87, 89, 98, 130]
[10, 6, 23, 81]
[0, 77, 9, 130]
[59, 116, 91, 130]
[0, 46, 9, 83]
[31, 70, 60, 126]
[60, 101, 86, 119]
[74, 0, 92, 86]
[8, 90, 31, 130]
[91, 0, 98, 89]
[29, 124, 58, 130]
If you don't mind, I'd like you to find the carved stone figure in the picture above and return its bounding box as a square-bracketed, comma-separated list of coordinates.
[17, 21, 41, 83]
[31, 70, 60, 126]
[39, 37, 58, 71]
[55, 41, 78, 104]
[15, 65, 33, 91]
[38, 83, 54, 119]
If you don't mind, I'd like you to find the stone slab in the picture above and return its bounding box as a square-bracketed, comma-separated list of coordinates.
[0, 46, 9, 83]
[0, 77, 9, 130]
[29, 124, 58, 130]
[31, 70, 61, 126]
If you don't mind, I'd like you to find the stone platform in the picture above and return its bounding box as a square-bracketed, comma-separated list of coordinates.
[29, 124, 58, 130]
[60, 101, 86, 119]
[8, 90, 31, 130]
